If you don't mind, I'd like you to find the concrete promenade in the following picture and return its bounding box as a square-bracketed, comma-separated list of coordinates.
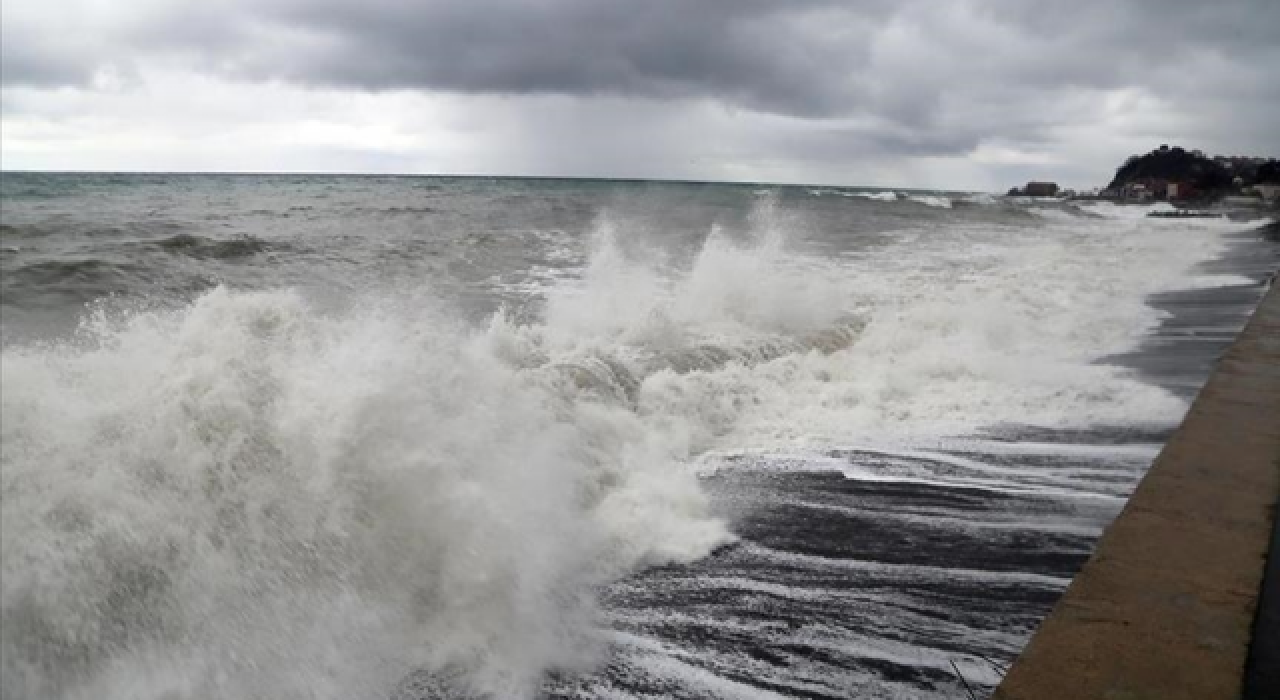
[994, 282, 1280, 700]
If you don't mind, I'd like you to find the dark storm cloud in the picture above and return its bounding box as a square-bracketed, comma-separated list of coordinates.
[262, 0, 868, 110]
[6, 1, 1277, 107]
[3, 0, 882, 115]
[259, 0, 1278, 150]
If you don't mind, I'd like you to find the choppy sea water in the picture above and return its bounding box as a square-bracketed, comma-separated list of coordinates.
[1, 173, 1275, 699]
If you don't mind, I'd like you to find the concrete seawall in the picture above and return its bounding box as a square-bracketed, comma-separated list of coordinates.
[994, 283, 1280, 700]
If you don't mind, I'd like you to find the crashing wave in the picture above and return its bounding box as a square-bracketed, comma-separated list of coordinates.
[0, 197, 1252, 699]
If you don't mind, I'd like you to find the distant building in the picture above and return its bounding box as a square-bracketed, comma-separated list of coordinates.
[1256, 184, 1280, 201]
[1164, 182, 1200, 200]
[1121, 182, 1153, 201]
[1023, 181, 1060, 197]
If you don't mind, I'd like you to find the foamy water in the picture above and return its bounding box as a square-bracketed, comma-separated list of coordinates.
[0, 175, 1269, 699]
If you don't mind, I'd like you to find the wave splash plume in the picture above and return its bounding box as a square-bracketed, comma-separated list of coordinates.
[1, 211, 862, 699]
[3, 283, 741, 698]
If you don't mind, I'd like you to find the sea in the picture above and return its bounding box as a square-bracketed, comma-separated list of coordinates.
[1, 172, 1275, 700]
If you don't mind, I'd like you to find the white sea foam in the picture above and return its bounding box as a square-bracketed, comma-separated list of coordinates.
[849, 191, 900, 201]
[545, 201, 1247, 449]
[0, 197, 1256, 699]
[0, 288, 729, 700]
[906, 194, 953, 208]
[961, 193, 998, 206]
[1076, 200, 1175, 219]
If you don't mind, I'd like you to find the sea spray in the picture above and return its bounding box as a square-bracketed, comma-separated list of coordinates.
[0, 287, 729, 700]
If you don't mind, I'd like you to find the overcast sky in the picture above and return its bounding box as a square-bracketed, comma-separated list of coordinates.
[2, 0, 1277, 190]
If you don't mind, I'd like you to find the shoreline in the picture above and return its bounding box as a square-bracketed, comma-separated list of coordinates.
[993, 258, 1280, 699]
[1104, 220, 1279, 399]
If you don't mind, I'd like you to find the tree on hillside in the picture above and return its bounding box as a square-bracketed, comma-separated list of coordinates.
[1107, 145, 1232, 193]
[1255, 160, 1280, 184]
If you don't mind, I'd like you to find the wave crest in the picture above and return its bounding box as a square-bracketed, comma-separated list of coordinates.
[0, 284, 731, 699]
[152, 234, 272, 259]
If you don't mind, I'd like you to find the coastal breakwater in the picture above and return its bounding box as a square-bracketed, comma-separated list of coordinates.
[994, 282, 1280, 700]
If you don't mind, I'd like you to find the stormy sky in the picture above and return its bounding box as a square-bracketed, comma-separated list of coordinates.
[2, 0, 1277, 189]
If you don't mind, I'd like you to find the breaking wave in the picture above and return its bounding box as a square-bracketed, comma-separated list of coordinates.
[0, 198, 1249, 699]
[850, 191, 900, 202]
[1, 282, 732, 699]
[905, 194, 953, 208]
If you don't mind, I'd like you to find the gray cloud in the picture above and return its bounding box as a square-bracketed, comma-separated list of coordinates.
[279, 0, 898, 118]
[2, 0, 1276, 184]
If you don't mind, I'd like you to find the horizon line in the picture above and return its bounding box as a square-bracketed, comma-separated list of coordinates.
[0, 168, 986, 194]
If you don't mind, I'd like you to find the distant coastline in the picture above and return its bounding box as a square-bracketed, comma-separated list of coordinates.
[1008, 145, 1280, 214]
